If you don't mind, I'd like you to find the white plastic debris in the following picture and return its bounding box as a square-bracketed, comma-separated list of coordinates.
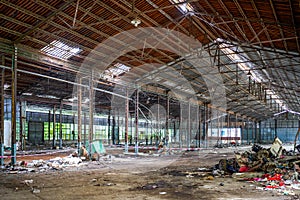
[270, 137, 283, 158]
[22, 179, 33, 184]
[62, 156, 82, 165]
[32, 188, 40, 194]
[256, 187, 264, 190]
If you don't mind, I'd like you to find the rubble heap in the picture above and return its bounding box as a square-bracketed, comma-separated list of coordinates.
[214, 137, 300, 196]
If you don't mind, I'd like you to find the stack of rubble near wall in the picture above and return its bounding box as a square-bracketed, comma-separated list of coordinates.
[213, 137, 300, 195]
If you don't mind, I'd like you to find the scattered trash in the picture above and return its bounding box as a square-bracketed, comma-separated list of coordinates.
[105, 183, 115, 186]
[91, 153, 100, 161]
[159, 191, 167, 195]
[141, 180, 169, 190]
[22, 179, 33, 184]
[212, 138, 300, 197]
[32, 188, 40, 194]
[198, 167, 210, 172]
[80, 146, 89, 160]
[186, 174, 194, 178]
[204, 176, 214, 180]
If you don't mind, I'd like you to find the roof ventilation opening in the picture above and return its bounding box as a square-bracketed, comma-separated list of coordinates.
[170, 0, 194, 14]
[41, 40, 81, 60]
[106, 63, 131, 78]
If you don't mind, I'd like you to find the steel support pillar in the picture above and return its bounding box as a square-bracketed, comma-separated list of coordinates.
[166, 96, 169, 148]
[125, 89, 129, 153]
[235, 114, 238, 146]
[130, 114, 133, 145]
[48, 110, 51, 141]
[274, 119, 278, 138]
[0, 57, 4, 166]
[108, 110, 111, 146]
[258, 121, 262, 143]
[240, 119, 244, 145]
[72, 113, 75, 141]
[11, 46, 17, 166]
[19, 101, 22, 151]
[19, 101, 26, 150]
[228, 113, 231, 145]
[252, 120, 255, 144]
[254, 121, 258, 143]
[205, 104, 209, 148]
[83, 112, 86, 145]
[247, 119, 249, 144]
[88, 72, 94, 158]
[188, 101, 191, 149]
[77, 77, 82, 155]
[112, 116, 116, 145]
[117, 110, 120, 145]
[135, 90, 139, 154]
[59, 102, 63, 149]
[198, 106, 201, 148]
[52, 105, 56, 149]
[179, 105, 183, 149]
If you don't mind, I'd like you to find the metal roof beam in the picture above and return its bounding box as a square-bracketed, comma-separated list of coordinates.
[13, 0, 76, 44]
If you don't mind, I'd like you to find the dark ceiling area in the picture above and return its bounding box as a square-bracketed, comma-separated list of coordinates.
[0, 0, 300, 121]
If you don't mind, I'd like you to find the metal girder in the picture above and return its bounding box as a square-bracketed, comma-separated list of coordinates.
[288, 0, 300, 53]
[250, 0, 275, 49]
[269, 0, 288, 52]
[217, 0, 248, 42]
[232, 0, 262, 45]
[3, 0, 158, 76]
[14, 0, 76, 44]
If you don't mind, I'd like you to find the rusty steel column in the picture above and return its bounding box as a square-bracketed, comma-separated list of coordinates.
[258, 121, 262, 143]
[125, 89, 129, 153]
[19, 100, 26, 151]
[83, 112, 87, 146]
[274, 118, 278, 138]
[247, 119, 249, 144]
[117, 109, 120, 144]
[254, 121, 258, 143]
[205, 103, 209, 148]
[48, 110, 51, 141]
[235, 114, 238, 146]
[88, 71, 94, 157]
[135, 89, 139, 154]
[198, 106, 202, 148]
[0, 57, 5, 166]
[227, 113, 230, 145]
[179, 105, 183, 149]
[77, 77, 82, 155]
[19, 101, 22, 151]
[112, 116, 115, 144]
[11, 46, 17, 166]
[107, 110, 111, 146]
[59, 102, 63, 149]
[252, 120, 255, 144]
[52, 105, 56, 149]
[188, 101, 191, 149]
[166, 96, 169, 148]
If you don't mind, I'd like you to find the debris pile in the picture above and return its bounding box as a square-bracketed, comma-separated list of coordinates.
[214, 137, 300, 196]
[0, 155, 86, 173]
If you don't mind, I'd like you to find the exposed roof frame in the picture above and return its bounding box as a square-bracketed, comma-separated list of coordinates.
[14, 0, 76, 44]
